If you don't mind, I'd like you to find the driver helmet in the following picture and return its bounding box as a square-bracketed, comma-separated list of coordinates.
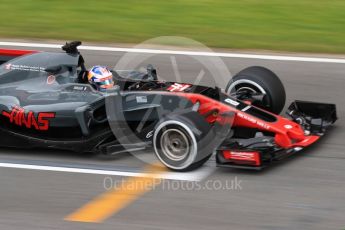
[88, 66, 114, 91]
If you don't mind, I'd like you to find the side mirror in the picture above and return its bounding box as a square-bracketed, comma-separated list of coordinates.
[146, 64, 157, 80]
[62, 41, 82, 54]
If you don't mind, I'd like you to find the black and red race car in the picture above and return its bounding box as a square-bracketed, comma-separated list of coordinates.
[0, 41, 337, 171]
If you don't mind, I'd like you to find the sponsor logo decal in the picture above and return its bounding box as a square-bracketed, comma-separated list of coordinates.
[3, 64, 45, 72]
[73, 86, 89, 91]
[223, 150, 261, 166]
[146, 130, 154, 138]
[224, 98, 240, 106]
[237, 112, 270, 130]
[46, 75, 56, 85]
[230, 152, 256, 161]
[5, 63, 12, 70]
[167, 83, 191, 92]
[136, 96, 148, 103]
[2, 106, 55, 131]
[284, 124, 293, 129]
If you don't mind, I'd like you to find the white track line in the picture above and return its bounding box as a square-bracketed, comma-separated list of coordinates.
[0, 162, 214, 181]
[0, 41, 345, 64]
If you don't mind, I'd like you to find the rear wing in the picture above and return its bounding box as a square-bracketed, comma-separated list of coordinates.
[0, 49, 37, 65]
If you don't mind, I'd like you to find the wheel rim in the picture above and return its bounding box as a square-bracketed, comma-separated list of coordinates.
[160, 129, 190, 161]
[153, 120, 198, 170]
[227, 79, 266, 95]
[236, 86, 257, 95]
[227, 79, 270, 108]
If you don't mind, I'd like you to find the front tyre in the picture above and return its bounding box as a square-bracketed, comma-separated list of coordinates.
[153, 113, 212, 171]
[226, 66, 286, 114]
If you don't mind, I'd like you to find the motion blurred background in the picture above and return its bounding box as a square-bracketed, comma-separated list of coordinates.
[0, 1, 345, 230]
[1, 0, 345, 53]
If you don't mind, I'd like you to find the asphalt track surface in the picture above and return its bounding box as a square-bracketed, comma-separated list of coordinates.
[0, 43, 344, 230]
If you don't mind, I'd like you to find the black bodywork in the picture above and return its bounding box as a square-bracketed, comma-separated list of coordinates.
[0, 44, 222, 156]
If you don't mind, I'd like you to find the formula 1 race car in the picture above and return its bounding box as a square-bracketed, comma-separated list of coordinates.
[0, 41, 337, 171]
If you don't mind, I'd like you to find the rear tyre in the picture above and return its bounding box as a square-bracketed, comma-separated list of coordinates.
[225, 66, 286, 114]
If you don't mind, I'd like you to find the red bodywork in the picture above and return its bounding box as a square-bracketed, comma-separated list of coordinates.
[0, 49, 37, 57]
[178, 93, 319, 149]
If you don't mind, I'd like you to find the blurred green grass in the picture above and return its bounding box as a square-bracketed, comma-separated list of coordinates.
[0, 0, 345, 53]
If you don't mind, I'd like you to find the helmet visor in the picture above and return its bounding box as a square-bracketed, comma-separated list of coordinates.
[98, 79, 114, 86]
[98, 78, 114, 90]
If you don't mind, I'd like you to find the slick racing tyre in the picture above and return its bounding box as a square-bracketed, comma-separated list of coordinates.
[153, 112, 212, 172]
[226, 66, 286, 114]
